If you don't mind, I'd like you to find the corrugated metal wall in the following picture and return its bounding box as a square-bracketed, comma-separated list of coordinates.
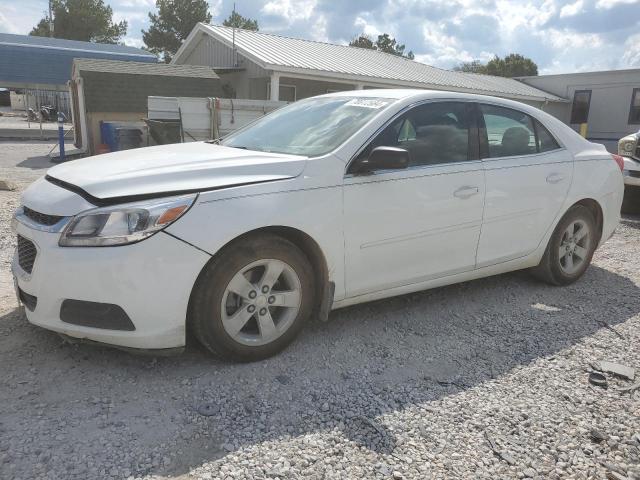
[183, 36, 236, 67]
[180, 35, 267, 100]
[0, 44, 157, 88]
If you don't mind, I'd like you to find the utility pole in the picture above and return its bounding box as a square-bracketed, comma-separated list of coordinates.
[48, 0, 54, 37]
[232, 2, 237, 67]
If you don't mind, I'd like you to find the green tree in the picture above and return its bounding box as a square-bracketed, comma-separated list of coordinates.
[30, 0, 126, 43]
[453, 60, 487, 74]
[349, 34, 375, 50]
[349, 32, 414, 60]
[486, 53, 538, 77]
[455, 54, 538, 77]
[142, 0, 211, 62]
[222, 11, 258, 31]
[375, 33, 414, 59]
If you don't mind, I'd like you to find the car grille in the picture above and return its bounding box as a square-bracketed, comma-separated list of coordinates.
[23, 206, 64, 226]
[17, 235, 37, 274]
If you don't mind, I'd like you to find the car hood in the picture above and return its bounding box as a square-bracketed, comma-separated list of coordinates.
[46, 142, 307, 204]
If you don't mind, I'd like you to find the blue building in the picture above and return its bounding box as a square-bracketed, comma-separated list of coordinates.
[0, 33, 157, 91]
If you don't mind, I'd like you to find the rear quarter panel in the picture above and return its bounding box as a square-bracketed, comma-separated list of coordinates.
[567, 150, 623, 245]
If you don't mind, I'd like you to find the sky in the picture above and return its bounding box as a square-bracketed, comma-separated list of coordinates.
[0, 0, 639, 74]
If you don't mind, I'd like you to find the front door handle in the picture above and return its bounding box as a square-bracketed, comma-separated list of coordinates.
[454, 186, 479, 199]
[546, 173, 565, 184]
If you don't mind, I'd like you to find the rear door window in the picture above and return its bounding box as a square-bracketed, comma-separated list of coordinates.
[535, 120, 561, 152]
[479, 104, 537, 158]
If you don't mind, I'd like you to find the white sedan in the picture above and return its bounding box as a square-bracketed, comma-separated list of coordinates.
[12, 90, 624, 361]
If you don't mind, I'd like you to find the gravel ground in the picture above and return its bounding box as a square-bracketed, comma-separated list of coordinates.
[1, 142, 639, 480]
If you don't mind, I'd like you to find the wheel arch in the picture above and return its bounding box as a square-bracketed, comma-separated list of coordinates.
[572, 198, 603, 244]
[187, 225, 331, 328]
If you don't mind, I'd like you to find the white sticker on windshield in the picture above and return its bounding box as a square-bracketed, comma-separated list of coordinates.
[344, 98, 390, 109]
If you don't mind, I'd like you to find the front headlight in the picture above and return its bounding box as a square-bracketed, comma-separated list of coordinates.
[59, 194, 197, 247]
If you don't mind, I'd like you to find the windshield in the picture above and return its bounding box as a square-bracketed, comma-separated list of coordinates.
[221, 96, 395, 156]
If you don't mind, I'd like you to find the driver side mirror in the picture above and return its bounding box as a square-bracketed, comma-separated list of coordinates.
[351, 146, 410, 174]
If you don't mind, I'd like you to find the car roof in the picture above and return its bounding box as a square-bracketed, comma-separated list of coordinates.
[322, 88, 597, 156]
[321, 88, 541, 107]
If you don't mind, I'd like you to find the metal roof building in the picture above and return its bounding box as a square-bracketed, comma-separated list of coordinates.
[0, 33, 157, 91]
[172, 24, 564, 106]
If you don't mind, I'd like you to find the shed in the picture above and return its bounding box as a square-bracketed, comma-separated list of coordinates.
[70, 58, 221, 154]
[172, 24, 565, 109]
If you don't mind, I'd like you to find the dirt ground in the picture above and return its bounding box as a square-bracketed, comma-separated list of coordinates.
[1, 141, 639, 480]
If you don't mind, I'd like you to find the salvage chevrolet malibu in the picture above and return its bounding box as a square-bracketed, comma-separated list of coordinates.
[12, 90, 624, 361]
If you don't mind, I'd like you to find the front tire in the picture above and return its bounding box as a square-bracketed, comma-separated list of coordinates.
[190, 234, 315, 361]
[531, 205, 597, 286]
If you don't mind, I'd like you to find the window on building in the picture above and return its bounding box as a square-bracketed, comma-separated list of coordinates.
[267, 84, 297, 102]
[629, 88, 640, 125]
[535, 120, 561, 152]
[570, 90, 591, 124]
[357, 101, 471, 167]
[479, 104, 537, 158]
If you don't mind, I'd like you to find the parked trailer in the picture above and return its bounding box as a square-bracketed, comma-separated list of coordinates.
[147, 96, 287, 143]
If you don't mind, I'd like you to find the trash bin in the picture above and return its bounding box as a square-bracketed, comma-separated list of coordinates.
[100, 122, 143, 152]
[100, 121, 118, 152]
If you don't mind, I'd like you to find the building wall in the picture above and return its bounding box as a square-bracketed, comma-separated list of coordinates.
[180, 35, 266, 99]
[9, 91, 25, 111]
[521, 70, 640, 151]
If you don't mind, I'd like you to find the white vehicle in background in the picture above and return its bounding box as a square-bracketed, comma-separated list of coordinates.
[12, 90, 624, 361]
[618, 131, 640, 213]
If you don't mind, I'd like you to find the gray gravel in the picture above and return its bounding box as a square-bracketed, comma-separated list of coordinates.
[1, 142, 639, 480]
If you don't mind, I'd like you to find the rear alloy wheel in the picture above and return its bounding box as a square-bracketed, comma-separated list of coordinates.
[190, 234, 314, 361]
[557, 219, 591, 276]
[531, 205, 597, 286]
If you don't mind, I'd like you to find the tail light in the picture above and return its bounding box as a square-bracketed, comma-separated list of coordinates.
[612, 154, 625, 172]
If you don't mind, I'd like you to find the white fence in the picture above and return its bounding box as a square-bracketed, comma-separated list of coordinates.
[147, 96, 287, 141]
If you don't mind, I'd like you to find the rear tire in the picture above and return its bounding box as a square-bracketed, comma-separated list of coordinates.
[531, 205, 597, 286]
[189, 234, 315, 362]
[621, 185, 640, 215]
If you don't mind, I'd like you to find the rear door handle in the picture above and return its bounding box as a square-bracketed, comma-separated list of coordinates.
[546, 173, 564, 184]
[454, 186, 479, 199]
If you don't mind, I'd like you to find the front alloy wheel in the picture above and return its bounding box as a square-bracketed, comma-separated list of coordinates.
[221, 259, 302, 347]
[190, 234, 314, 361]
